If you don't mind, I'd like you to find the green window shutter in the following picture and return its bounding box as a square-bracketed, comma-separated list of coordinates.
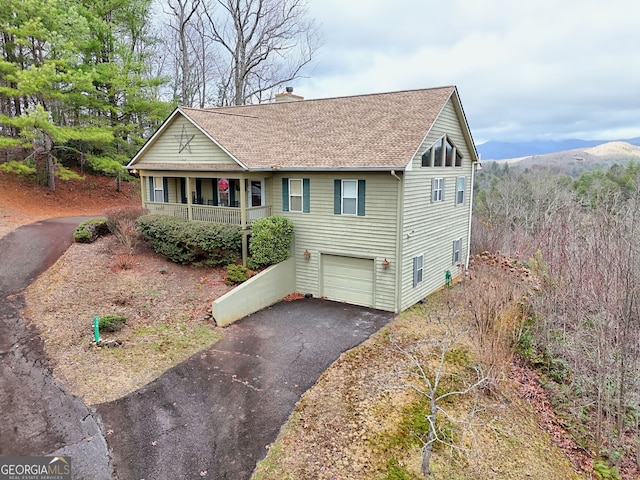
[282, 178, 289, 211]
[162, 177, 168, 203]
[195, 178, 202, 204]
[212, 179, 218, 205]
[357, 179, 366, 216]
[148, 176, 154, 202]
[303, 178, 310, 213]
[334, 180, 341, 214]
[180, 178, 187, 203]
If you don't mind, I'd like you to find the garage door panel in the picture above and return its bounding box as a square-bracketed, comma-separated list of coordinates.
[322, 255, 374, 307]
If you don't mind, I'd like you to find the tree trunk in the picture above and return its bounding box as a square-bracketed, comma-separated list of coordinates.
[421, 442, 433, 477]
[421, 405, 438, 476]
[43, 132, 56, 191]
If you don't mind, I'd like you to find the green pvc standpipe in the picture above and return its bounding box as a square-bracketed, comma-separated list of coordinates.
[94, 316, 100, 342]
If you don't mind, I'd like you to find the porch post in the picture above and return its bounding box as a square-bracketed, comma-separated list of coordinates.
[239, 177, 248, 266]
[239, 178, 247, 228]
[186, 176, 193, 220]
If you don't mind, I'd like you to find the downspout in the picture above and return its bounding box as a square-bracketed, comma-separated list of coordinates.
[464, 161, 478, 271]
[391, 170, 403, 313]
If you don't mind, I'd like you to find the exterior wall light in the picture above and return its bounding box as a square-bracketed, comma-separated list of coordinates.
[304, 249, 311, 261]
[382, 258, 390, 270]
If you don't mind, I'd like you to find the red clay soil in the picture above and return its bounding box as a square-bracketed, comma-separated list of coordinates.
[0, 170, 140, 235]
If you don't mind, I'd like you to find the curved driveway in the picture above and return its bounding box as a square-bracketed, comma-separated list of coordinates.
[0, 217, 112, 479]
[98, 298, 393, 479]
[0, 218, 394, 480]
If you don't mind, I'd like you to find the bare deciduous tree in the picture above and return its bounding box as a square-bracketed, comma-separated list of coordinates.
[202, 0, 320, 105]
[389, 308, 490, 477]
[164, 0, 205, 106]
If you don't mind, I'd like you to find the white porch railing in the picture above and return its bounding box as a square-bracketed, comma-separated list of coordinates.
[144, 202, 272, 227]
[145, 202, 189, 219]
[247, 205, 272, 223]
[192, 205, 241, 224]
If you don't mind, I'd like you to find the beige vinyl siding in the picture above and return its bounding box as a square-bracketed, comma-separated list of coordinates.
[401, 99, 474, 310]
[273, 172, 400, 312]
[136, 116, 235, 165]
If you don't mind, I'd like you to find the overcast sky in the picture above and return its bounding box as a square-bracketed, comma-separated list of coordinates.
[294, 0, 640, 144]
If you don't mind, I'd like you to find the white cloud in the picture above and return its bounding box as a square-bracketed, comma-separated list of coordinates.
[296, 0, 640, 142]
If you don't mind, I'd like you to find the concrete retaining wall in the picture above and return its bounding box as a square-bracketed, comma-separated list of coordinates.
[212, 257, 296, 326]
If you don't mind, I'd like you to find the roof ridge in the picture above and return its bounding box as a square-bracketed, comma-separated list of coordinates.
[178, 85, 456, 112]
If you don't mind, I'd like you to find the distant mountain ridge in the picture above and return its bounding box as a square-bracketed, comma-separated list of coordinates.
[476, 137, 640, 160]
[482, 141, 640, 179]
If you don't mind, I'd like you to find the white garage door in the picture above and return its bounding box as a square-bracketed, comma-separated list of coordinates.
[322, 255, 374, 307]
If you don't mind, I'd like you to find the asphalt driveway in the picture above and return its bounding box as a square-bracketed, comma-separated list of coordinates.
[97, 298, 394, 480]
[0, 217, 112, 480]
[0, 217, 394, 480]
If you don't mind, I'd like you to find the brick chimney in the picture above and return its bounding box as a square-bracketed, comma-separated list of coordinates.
[275, 86, 304, 103]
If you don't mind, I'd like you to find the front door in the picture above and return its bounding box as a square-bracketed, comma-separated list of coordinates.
[248, 180, 264, 206]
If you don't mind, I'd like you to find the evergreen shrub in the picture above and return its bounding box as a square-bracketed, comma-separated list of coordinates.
[98, 315, 127, 332]
[225, 264, 249, 285]
[136, 214, 242, 266]
[74, 217, 109, 243]
[248, 216, 294, 269]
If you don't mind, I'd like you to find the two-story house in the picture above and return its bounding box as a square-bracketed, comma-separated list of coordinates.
[126, 86, 479, 313]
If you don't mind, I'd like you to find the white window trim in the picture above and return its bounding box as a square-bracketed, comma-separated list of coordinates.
[289, 178, 303, 212]
[455, 176, 465, 205]
[453, 238, 462, 265]
[421, 134, 464, 168]
[432, 177, 444, 202]
[153, 176, 164, 203]
[249, 179, 265, 207]
[341, 179, 358, 216]
[413, 254, 424, 287]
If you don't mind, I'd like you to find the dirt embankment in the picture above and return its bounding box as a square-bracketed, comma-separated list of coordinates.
[0, 171, 139, 238]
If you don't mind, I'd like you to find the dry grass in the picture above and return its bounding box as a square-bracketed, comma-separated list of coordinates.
[23, 236, 232, 404]
[252, 287, 588, 480]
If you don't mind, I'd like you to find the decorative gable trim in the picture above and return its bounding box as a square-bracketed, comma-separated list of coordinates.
[126, 108, 249, 170]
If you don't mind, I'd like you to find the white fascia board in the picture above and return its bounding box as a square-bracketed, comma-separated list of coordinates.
[126, 107, 249, 171]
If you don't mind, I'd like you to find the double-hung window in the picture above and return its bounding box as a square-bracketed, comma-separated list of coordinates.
[334, 179, 366, 216]
[431, 177, 444, 202]
[150, 176, 165, 202]
[452, 239, 462, 265]
[413, 255, 424, 287]
[455, 176, 465, 205]
[342, 180, 358, 215]
[282, 178, 310, 212]
[289, 178, 303, 212]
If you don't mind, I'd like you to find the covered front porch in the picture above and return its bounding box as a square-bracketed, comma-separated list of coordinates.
[139, 173, 273, 265]
[144, 201, 272, 227]
[141, 174, 272, 229]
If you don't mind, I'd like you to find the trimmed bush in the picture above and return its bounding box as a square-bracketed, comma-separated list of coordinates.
[98, 315, 127, 332]
[248, 216, 294, 269]
[225, 264, 249, 285]
[136, 214, 242, 266]
[74, 217, 109, 243]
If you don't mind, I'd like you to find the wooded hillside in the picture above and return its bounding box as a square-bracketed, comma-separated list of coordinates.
[473, 160, 640, 478]
[0, 0, 317, 190]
